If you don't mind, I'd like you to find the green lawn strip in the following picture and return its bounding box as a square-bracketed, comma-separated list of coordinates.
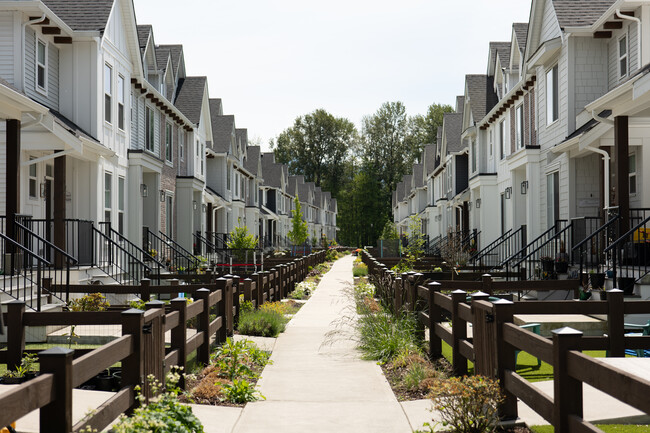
[532, 425, 650, 433]
[440, 341, 611, 382]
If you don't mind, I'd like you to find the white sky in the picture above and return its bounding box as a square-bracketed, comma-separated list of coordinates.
[134, 0, 532, 152]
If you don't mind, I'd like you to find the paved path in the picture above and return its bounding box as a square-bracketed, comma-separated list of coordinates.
[230, 255, 423, 433]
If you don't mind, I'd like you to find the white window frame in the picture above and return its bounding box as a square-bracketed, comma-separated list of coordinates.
[104, 172, 112, 223]
[619, 34, 629, 78]
[179, 130, 184, 161]
[516, 104, 524, 149]
[118, 176, 125, 234]
[104, 64, 112, 124]
[489, 129, 493, 157]
[471, 140, 477, 173]
[35, 38, 48, 94]
[546, 64, 559, 125]
[117, 74, 125, 131]
[28, 157, 38, 199]
[629, 153, 637, 195]
[499, 119, 506, 160]
[145, 106, 154, 152]
[165, 121, 173, 163]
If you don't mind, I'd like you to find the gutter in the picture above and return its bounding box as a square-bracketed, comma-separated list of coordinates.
[616, 9, 642, 70]
[22, 14, 46, 91]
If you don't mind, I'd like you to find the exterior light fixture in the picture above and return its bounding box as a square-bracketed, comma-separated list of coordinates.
[159, 190, 165, 202]
[505, 187, 512, 200]
[140, 184, 148, 198]
[468, 201, 473, 210]
[202, 204, 207, 212]
[521, 180, 529, 195]
[476, 198, 481, 208]
[193, 200, 198, 210]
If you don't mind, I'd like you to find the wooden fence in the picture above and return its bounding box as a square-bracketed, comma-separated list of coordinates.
[0, 250, 326, 432]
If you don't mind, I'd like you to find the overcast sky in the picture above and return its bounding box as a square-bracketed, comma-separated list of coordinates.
[134, 1, 531, 151]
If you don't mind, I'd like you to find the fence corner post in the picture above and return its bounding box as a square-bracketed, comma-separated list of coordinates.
[394, 277, 403, 314]
[606, 288, 625, 357]
[552, 327, 584, 433]
[7, 300, 26, 370]
[481, 274, 493, 295]
[451, 289, 468, 376]
[170, 297, 188, 389]
[428, 281, 442, 359]
[140, 278, 151, 302]
[493, 298, 517, 420]
[39, 347, 74, 433]
[195, 288, 212, 365]
[121, 308, 145, 410]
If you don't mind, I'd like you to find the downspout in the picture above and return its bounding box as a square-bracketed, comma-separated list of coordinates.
[22, 14, 47, 91]
[616, 9, 642, 69]
[588, 110, 613, 211]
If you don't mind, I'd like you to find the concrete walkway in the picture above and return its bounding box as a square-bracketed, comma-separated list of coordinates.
[229, 255, 426, 433]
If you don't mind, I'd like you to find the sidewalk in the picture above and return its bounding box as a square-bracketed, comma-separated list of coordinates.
[227, 255, 429, 433]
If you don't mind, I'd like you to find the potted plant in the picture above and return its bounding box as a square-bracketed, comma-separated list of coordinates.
[618, 277, 636, 295]
[540, 256, 554, 273]
[589, 270, 606, 290]
[1, 353, 38, 384]
[555, 242, 570, 273]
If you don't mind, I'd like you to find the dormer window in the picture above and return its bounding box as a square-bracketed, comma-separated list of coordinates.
[619, 35, 628, 78]
[36, 39, 47, 93]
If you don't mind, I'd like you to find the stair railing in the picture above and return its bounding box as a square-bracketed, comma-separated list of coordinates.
[604, 215, 650, 289]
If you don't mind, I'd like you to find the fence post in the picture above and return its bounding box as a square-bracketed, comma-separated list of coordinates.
[121, 308, 144, 410]
[470, 291, 490, 375]
[39, 347, 74, 433]
[410, 273, 424, 313]
[607, 288, 625, 357]
[428, 282, 442, 359]
[7, 301, 26, 370]
[451, 290, 468, 376]
[169, 279, 181, 298]
[394, 277, 403, 314]
[269, 268, 278, 301]
[214, 279, 228, 344]
[145, 300, 165, 385]
[552, 327, 584, 433]
[140, 278, 151, 302]
[232, 275, 241, 327]
[481, 274, 493, 295]
[195, 288, 212, 365]
[413, 276, 426, 342]
[493, 299, 517, 420]
[225, 278, 234, 336]
[243, 278, 253, 303]
[253, 272, 263, 308]
[170, 297, 187, 389]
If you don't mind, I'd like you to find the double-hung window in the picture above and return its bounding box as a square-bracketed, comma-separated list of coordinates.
[145, 107, 154, 151]
[104, 172, 112, 223]
[117, 75, 125, 130]
[471, 140, 477, 172]
[499, 120, 506, 159]
[104, 64, 112, 124]
[546, 64, 558, 124]
[118, 177, 125, 234]
[36, 39, 47, 92]
[629, 154, 637, 195]
[179, 130, 184, 161]
[619, 35, 628, 78]
[165, 122, 173, 163]
[29, 158, 37, 199]
[516, 105, 524, 149]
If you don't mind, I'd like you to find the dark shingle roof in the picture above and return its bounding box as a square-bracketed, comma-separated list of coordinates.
[423, 144, 436, 176]
[402, 175, 412, 198]
[174, 76, 206, 124]
[443, 113, 465, 154]
[553, 1, 615, 28]
[211, 114, 235, 154]
[396, 181, 405, 202]
[43, 0, 114, 32]
[490, 42, 511, 69]
[210, 99, 223, 117]
[155, 46, 170, 71]
[261, 153, 283, 188]
[288, 176, 300, 197]
[137, 25, 151, 50]
[513, 23, 529, 52]
[50, 110, 99, 143]
[236, 128, 248, 149]
[465, 74, 498, 122]
[456, 96, 465, 112]
[244, 145, 260, 176]
[413, 164, 424, 188]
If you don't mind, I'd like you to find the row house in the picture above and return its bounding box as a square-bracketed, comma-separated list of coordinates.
[0, 0, 338, 309]
[393, 0, 650, 294]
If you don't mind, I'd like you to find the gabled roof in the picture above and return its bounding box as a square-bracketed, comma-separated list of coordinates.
[261, 153, 283, 188]
[413, 164, 424, 188]
[211, 114, 235, 154]
[155, 46, 171, 71]
[465, 75, 498, 122]
[174, 76, 207, 125]
[513, 23, 529, 52]
[443, 113, 464, 154]
[159, 44, 183, 77]
[423, 144, 436, 176]
[244, 145, 261, 176]
[553, 0, 616, 28]
[456, 96, 465, 112]
[396, 181, 405, 203]
[298, 181, 312, 204]
[137, 24, 151, 51]
[236, 128, 248, 154]
[490, 42, 511, 71]
[43, 0, 114, 32]
[209, 99, 223, 117]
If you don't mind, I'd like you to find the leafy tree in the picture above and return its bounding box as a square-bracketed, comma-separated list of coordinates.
[227, 223, 258, 263]
[273, 109, 357, 197]
[288, 196, 309, 246]
[407, 103, 454, 161]
[380, 221, 399, 240]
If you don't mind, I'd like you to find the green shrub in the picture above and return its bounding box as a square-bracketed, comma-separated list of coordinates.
[222, 379, 264, 404]
[237, 309, 286, 337]
[68, 293, 109, 311]
[112, 372, 204, 433]
[429, 375, 504, 433]
[352, 263, 368, 277]
[357, 311, 421, 363]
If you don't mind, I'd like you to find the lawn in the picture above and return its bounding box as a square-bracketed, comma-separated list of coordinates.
[532, 425, 650, 433]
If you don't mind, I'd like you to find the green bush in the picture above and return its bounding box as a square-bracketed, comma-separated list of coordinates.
[429, 375, 504, 433]
[222, 379, 264, 404]
[352, 263, 368, 277]
[237, 309, 286, 337]
[357, 311, 421, 363]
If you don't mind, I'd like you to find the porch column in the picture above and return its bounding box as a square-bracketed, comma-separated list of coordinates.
[615, 116, 629, 233]
[206, 203, 213, 233]
[6, 119, 20, 246]
[462, 201, 469, 238]
[54, 152, 66, 267]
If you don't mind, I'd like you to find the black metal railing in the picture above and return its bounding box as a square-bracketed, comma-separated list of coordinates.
[92, 225, 150, 285]
[194, 231, 226, 265]
[144, 227, 200, 272]
[100, 222, 158, 279]
[604, 215, 650, 292]
[471, 226, 527, 270]
[207, 232, 230, 250]
[12, 219, 77, 308]
[572, 215, 620, 277]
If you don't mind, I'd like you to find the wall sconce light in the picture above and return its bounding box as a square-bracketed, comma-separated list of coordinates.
[521, 180, 529, 195]
[159, 190, 165, 202]
[193, 200, 198, 210]
[476, 198, 481, 208]
[468, 201, 473, 210]
[202, 204, 207, 212]
[40, 182, 46, 198]
[505, 187, 512, 200]
[140, 184, 148, 198]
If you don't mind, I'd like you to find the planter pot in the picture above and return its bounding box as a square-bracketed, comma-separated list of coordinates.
[541, 260, 555, 273]
[581, 272, 590, 287]
[618, 277, 636, 295]
[589, 273, 606, 290]
[1, 376, 29, 384]
[593, 290, 607, 301]
[96, 375, 114, 391]
[554, 261, 569, 274]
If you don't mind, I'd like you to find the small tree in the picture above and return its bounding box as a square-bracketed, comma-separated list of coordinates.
[227, 223, 258, 263]
[288, 196, 309, 246]
[380, 221, 399, 240]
